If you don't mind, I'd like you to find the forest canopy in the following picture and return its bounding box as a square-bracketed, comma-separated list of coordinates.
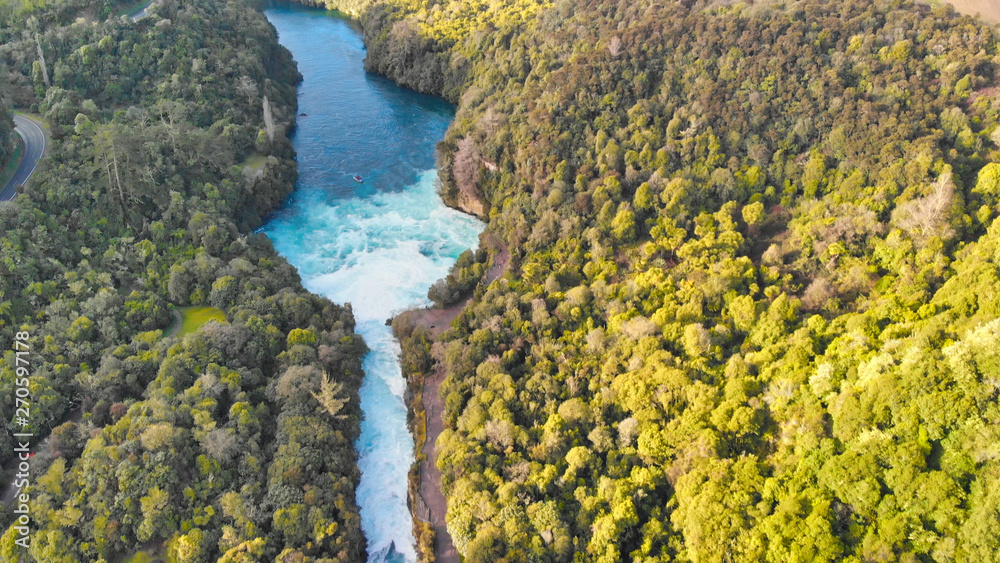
[3, 0, 1000, 561]
[307, 0, 1000, 561]
[0, 0, 368, 561]
[0, 101, 14, 176]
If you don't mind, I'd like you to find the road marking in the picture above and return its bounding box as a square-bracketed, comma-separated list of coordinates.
[3, 115, 47, 200]
[17, 117, 46, 180]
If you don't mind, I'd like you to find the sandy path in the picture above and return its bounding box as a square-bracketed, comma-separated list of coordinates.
[418, 359, 459, 563]
[408, 236, 510, 562]
[404, 236, 510, 337]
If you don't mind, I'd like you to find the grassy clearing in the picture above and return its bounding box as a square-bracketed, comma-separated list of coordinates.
[240, 153, 269, 178]
[946, 0, 1000, 23]
[117, 543, 166, 563]
[119, 552, 156, 563]
[241, 153, 268, 169]
[177, 306, 227, 336]
[920, 0, 1000, 24]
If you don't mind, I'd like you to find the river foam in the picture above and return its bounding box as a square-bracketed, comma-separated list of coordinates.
[266, 171, 481, 563]
[263, 5, 482, 561]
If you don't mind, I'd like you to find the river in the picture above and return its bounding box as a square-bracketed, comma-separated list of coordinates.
[261, 5, 483, 562]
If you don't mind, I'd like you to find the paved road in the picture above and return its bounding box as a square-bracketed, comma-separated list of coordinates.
[1, 115, 46, 202]
[129, 2, 151, 22]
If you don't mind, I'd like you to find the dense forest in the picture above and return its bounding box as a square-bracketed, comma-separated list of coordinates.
[3, 0, 1000, 561]
[298, 0, 1000, 561]
[0, 0, 368, 561]
[0, 101, 14, 176]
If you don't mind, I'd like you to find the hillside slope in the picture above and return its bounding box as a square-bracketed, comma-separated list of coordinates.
[309, 0, 1000, 561]
[0, 102, 16, 178]
[0, 1, 368, 561]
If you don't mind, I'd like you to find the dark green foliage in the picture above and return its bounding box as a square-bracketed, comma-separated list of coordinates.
[0, 0, 367, 560]
[427, 248, 488, 307]
[0, 101, 14, 174]
[315, 0, 1000, 561]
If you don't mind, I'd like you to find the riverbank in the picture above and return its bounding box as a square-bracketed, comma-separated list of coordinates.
[398, 326, 454, 563]
[261, 5, 484, 559]
[396, 233, 508, 563]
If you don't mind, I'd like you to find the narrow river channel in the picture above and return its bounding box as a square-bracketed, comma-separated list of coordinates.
[261, 5, 483, 561]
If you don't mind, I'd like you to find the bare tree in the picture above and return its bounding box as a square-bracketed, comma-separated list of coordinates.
[153, 100, 186, 152]
[312, 371, 349, 419]
[453, 136, 481, 200]
[262, 95, 276, 142]
[24, 18, 50, 89]
[94, 124, 140, 234]
[203, 428, 239, 463]
[608, 36, 622, 57]
[891, 172, 956, 244]
[35, 33, 50, 88]
[236, 75, 258, 106]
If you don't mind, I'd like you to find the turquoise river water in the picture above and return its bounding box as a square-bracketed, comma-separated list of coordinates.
[262, 5, 483, 561]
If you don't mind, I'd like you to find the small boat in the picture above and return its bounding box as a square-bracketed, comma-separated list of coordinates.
[299, 112, 307, 117]
[353, 175, 364, 183]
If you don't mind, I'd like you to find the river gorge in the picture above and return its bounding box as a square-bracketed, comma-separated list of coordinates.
[261, 5, 483, 561]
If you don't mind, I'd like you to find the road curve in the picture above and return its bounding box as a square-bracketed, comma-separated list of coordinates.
[1, 114, 47, 202]
[129, 2, 152, 22]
